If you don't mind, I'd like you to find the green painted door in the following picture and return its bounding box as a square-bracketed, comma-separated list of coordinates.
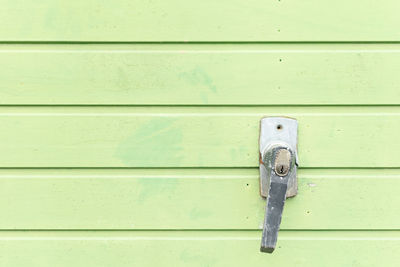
[0, 1, 399, 266]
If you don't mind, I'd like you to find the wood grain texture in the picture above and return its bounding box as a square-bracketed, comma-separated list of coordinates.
[0, 106, 398, 167]
[1, 44, 400, 105]
[0, 1, 399, 41]
[0, 169, 398, 230]
[0, 231, 398, 267]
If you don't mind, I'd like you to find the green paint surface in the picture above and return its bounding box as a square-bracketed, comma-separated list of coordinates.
[0, 106, 398, 167]
[0, 0, 400, 41]
[0, 231, 399, 267]
[1, 44, 400, 105]
[0, 169, 399, 230]
[1, 1, 400, 265]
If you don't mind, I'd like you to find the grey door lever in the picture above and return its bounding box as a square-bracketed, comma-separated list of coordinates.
[259, 117, 298, 253]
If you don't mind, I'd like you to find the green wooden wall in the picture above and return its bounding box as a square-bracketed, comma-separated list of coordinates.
[1, 1, 400, 266]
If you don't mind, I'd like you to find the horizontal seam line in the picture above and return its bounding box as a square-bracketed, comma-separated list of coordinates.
[1, 41, 400, 44]
[0, 229, 398, 232]
[0, 167, 399, 170]
[1, 105, 400, 107]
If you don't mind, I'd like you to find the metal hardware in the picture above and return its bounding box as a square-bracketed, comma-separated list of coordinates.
[259, 117, 298, 253]
[274, 149, 291, 176]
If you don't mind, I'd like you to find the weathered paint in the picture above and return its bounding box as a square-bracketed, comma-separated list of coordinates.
[0, 0, 399, 265]
[0, 107, 398, 167]
[0, 0, 400, 41]
[1, 44, 400, 105]
[0, 169, 399, 230]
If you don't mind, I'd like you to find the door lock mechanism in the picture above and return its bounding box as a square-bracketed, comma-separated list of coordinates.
[259, 117, 298, 253]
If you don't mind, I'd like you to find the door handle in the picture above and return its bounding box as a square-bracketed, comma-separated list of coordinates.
[259, 117, 298, 253]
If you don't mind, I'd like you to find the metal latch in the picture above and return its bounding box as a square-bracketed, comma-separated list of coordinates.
[259, 117, 298, 253]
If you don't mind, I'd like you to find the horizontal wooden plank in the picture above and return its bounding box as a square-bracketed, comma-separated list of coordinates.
[0, 107, 399, 167]
[0, 169, 399, 229]
[1, 44, 400, 105]
[0, 231, 398, 267]
[0, 1, 400, 41]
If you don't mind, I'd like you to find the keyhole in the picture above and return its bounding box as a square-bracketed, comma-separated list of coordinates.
[276, 164, 288, 176]
[274, 149, 291, 176]
[279, 165, 284, 174]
